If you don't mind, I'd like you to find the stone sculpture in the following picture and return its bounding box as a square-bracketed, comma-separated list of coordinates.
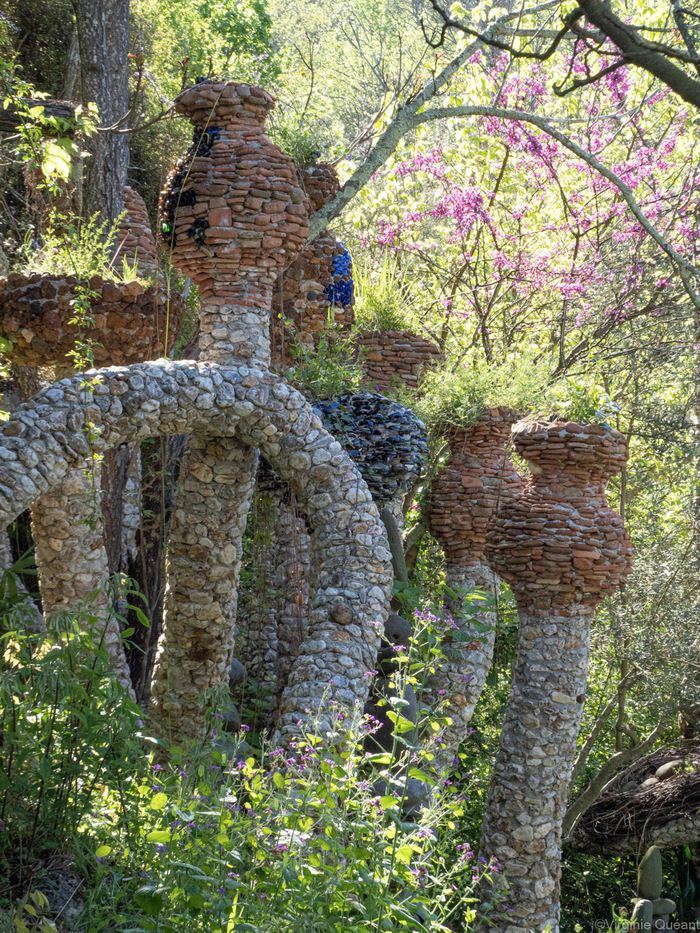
[151, 80, 392, 741]
[0, 359, 393, 744]
[0, 187, 181, 691]
[427, 407, 520, 766]
[357, 330, 441, 392]
[236, 392, 428, 727]
[480, 419, 632, 932]
[270, 161, 354, 366]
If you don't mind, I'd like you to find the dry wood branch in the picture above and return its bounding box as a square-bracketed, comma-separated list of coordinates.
[564, 722, 666, 839]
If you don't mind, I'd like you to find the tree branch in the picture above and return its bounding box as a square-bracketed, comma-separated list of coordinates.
[578, 0, 700, 109]
[570, 672, 635, 788]
[415, 105, 700, 303]
[307, 0, 561, 240]
[563, 721, 666, 840]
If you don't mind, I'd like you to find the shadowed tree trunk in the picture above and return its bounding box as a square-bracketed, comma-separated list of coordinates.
[71, 0, 130, 222]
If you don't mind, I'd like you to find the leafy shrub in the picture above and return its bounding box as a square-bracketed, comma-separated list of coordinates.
[541, 378, 621, 426]
[19, 212, 147, 285]
[353, 254, 415, 333]
[268, 117, 326, 167]
[0, 593, 144, 913]
[416, 350, 548, 431]
[0, 591, 494, 931]
[287, 322, 364, 400]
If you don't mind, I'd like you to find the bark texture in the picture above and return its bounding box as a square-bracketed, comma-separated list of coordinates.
[72, 0, 130, 222]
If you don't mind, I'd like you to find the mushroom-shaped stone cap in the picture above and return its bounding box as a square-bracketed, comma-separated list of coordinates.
[314, 393, 428, 504]
[513, 419, 628, 478]
[175, 80, 275, 126]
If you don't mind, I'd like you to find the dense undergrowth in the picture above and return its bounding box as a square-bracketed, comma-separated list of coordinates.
[0, 567, 647, 933]
[0, 577, 496, 933]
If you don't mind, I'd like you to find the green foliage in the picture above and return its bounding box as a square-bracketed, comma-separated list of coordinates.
[287, 323, 364, 400]
[0, 57, 97, 197]
[133, 0, 277, 97]
[542, 378, 622, 426]
[0, 599, 494, 931]
[416, 350, 548, 430]
[0, 596, 144, 907]
[353, 254, 414, 333]
[267, 115, 329, 167]
[19, 212, 145, 284]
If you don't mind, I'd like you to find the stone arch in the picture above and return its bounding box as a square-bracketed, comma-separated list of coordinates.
[0, 359, 393, 741]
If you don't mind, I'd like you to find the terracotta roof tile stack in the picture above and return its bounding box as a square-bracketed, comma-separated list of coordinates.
[159, 81, 309, 311]
[480, 419, 633, 931]
[117, 186, 161, 278]
[486, 420, 632, 608]
[426, 407, 521, 770]
[428, 407, 521, 568]
[357, 330, 441, 392]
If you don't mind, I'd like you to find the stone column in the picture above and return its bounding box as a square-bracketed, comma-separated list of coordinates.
[236, 161, 353, 720]
[427, 408, 520, 766]
[481, 420, 632, 932]
[236, 462, 312, 719]
[0, 192, 183, 693]
[150, 81, 309, 740]
[270, 162, 354, 367]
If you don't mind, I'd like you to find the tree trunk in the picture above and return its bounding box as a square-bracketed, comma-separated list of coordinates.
[71, 0, 130, 222]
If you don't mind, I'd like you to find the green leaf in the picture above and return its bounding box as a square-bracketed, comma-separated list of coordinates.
[272, 771, 285, 789]
[395, 844, 413, 865]
[407, 767, 435, 786]
[133, 885, 165, 916]
[379, 796, 400, 810]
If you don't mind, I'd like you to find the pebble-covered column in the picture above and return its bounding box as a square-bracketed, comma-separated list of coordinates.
[481, 420, 632, 932]
[237, 161, 353, 719]
[0, 193, 181, 692]
[239, 393, 428, 727]
[151, 81, 309, 740]
[0, 360, 393, 745]
[235, 460, 312, 717]
[427, 407, 520, 765]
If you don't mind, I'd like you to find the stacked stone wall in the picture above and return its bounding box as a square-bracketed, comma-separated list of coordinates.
[357, 330, 441, 392]
[0, 272, 182, 368]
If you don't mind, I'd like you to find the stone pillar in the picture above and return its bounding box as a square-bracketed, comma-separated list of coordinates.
[427, 408, 520, 766]
[481, 420, 632, 932]
[151, 81, 309, 740]
[238, 391, 427, 730]
[0, 191, 183, 694]
[234, 461, 312, 721]
[270, 162, 354, 367]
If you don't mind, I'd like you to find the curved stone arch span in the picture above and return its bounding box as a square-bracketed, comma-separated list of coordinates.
[0, 359, 393, 740]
